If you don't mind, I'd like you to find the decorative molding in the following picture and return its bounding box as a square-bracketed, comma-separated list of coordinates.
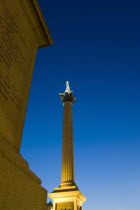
[19, 0, 53, 47]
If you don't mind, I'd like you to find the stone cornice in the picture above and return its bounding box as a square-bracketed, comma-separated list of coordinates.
[49, 189, 86, 205]
[19, 0, 53, 47]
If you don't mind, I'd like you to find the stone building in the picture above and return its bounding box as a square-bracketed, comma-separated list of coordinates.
[0, 0, 53, 209]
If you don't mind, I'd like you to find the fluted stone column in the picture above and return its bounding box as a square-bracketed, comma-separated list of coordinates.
[49, 82, 86, 210]
[61, 101, 74, 184]
[59, 81, 76, 187]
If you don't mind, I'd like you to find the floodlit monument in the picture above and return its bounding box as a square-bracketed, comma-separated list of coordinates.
[0, 0, 53, 209]
[49, 82, 86, 210]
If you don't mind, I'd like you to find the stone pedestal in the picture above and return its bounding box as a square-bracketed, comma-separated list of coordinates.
[49, 186, 86, 210]
[0, 0, 53, 209]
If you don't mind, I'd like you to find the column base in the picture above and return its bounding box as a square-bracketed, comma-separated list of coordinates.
[49, 187, 86, 210]
[59, 181, 78, 189]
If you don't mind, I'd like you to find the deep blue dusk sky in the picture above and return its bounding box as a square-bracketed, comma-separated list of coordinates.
[21, 0, 140, 209]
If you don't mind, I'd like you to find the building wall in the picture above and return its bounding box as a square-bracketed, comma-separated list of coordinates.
[0, 152, 47, 210]
[0, 0, 53, 209]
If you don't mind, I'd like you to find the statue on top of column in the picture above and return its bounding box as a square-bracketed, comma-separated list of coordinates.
[59, 81, 76, 103]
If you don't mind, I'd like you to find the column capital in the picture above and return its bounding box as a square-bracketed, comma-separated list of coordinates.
[59, 81, 76, 103]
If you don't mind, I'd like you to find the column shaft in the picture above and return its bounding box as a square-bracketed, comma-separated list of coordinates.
[61, 101, 74, 184]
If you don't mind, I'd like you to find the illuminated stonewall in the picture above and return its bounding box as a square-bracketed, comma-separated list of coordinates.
[49, 82, 86, 210]
[0, 0, 53, 209]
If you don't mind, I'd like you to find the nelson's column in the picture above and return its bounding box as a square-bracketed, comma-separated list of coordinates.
[49, 82, 86, 210]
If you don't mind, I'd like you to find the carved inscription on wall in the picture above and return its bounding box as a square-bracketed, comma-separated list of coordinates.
[0, 0, 37, 149]
[0, 0, 28, 72]
[0, 73, 22, 111]
[0, 0, 31, 112]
